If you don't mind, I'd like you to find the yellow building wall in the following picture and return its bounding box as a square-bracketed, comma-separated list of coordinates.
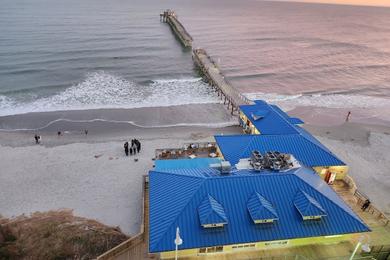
[215, 145, 224, 160]
[239, 111, 261, 135]
[161, 248, 199, 259]
[314, 166, 349, 180]
[159, 234, 355, 259]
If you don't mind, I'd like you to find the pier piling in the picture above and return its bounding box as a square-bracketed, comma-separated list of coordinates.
[192, 48, 253, 115]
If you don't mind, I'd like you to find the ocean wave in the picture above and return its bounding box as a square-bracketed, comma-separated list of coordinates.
[0, 118, 238, 132]
[0, 71, 220, 116]
[244, 92, 390, 111]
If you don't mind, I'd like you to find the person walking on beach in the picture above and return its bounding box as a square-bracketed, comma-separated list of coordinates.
[346, 111, 351, 122]
[34, 134, 39, 144]
[124, 142, 129, 156]
[361, 199, 370, 211]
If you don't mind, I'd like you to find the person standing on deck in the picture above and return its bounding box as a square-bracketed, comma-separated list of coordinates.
[361, 199, 370, 211]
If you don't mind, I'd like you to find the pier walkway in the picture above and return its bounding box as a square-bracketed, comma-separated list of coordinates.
[160, 10, 193, 47]
[193, 48, 253, 114]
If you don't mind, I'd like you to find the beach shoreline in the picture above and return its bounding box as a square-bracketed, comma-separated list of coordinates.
[1, 107, 389, 235]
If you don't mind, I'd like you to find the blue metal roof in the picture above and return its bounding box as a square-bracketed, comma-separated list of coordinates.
[155, 158, 221, 170]
[270, 104, 304, 125]
[214, 134, 345, 167]
[294, 190, 327, 219]
[198, 195, 228, 226]
[247, 192, 279, 223]
[239, 100, 303, 134]
[149, 167, 369, 252]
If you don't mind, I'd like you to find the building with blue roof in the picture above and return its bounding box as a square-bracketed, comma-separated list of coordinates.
[234, 100, 347, 183]
[214, 134, 348, 183]
[239, 100, 304, 135]
[149, 167, 369, 258]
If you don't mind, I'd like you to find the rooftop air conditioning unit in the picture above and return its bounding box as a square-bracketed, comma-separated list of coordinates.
[210, 161, 231, 174]
[220, 161, 231, 174]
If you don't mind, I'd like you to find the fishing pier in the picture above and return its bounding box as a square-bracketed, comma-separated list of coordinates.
[160, 10, 193, 47]
[161, 9, 252, 114]
[193, 48, 253, 114]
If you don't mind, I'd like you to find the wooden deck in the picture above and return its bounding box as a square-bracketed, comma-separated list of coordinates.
[331, 180, 390, 247]
[155, 142, 219, 160]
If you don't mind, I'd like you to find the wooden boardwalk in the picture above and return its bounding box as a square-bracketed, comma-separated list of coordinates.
[160, 10, 193, 47]
[193, 48, 253, 114]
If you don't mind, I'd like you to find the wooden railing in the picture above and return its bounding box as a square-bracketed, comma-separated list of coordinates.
[96, 176, 155, 260]
[353, 189, 390, 227]
[343, 175, 390, 227]
[343, 174, 358, 194]
[96, 233, 145, 260]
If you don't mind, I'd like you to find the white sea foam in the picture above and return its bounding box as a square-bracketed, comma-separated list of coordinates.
[244, 92, 390, 111]
[0, 118, 238, 132]
[0, 72, 220, 116]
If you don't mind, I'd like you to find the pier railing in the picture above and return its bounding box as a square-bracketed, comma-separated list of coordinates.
[193, 48, 253, 114]
[160, 10, 192, 47]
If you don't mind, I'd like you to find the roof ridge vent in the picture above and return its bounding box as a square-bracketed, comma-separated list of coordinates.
[247, 192, 278, 224]
[198, 195, 228, 228]
[294, 190, 327, 220]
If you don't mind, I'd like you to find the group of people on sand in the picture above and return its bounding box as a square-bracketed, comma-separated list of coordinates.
[124, 139, 141, 156]
[34, 134, 42, 144]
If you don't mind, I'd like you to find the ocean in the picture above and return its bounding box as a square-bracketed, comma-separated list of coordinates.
[1, 0, 390, 126]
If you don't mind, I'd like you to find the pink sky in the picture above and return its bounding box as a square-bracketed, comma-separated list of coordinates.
[282, 0, 390, 7]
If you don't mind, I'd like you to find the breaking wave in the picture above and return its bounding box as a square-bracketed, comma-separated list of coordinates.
[0, 118, 238, 132]
[0, 72, 220, 116]
[244, 92, 390, 111]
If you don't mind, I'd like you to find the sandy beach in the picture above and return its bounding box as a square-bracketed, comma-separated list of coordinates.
[0, 106, 389, 235]
[0, 104, 240, 235]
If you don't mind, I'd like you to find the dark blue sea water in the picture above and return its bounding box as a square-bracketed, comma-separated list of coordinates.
[1, 0, 390, 124]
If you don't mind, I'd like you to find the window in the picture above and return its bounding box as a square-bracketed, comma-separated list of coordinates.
[198, 246, 224, 254]
[203, 223, 224, 228]
[232, 243, 256, 250]
[303, 215, 322, 220]
[199, 248, 206, 254]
